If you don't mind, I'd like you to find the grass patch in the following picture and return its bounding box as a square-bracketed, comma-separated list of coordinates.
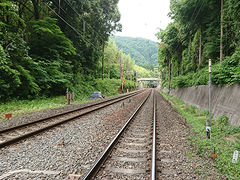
[0, 78, 136, 121]
[159, 90, 240, 180]
[0, 95, 89, 121]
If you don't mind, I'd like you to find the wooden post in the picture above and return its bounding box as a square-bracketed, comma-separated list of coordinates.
[66, 88, 70, 105]
[67, 93, 70, 105]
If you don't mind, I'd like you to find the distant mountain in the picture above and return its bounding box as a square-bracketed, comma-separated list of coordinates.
[111, 36, 158, 68]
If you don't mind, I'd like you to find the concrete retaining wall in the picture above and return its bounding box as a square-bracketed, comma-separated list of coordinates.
[168, 84, 240, 126]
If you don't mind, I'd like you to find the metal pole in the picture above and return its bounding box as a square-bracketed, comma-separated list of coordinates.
[58, 0, 61, 14]
[102, 43, 105, 80]
[121, 57, 124, 93]
[168, 59, 171, 94]
[206, 59, 212, 139]
[220, 0, 223, 62]
[136, 72, 138, 89]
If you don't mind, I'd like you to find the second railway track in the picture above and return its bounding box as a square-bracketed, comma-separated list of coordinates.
[0, 90, 144, 149]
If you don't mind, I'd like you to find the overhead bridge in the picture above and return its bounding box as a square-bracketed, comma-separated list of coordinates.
[137, 78, 161, 89]
[137, 78, 160, 81]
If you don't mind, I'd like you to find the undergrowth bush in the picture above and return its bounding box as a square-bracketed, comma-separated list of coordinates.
[160, 91, 240, 179]
[72, 78, 136, 99]
[165, 49, 240, 89]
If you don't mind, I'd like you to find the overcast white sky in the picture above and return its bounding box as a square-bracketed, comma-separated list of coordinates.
[114, 0, 171, 42]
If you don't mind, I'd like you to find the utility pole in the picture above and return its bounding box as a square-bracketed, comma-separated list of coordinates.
[102, 42, 105, 80]
[122, 58, 124, 93]
[58, 0, 61, 14]
[120, 54, 122, 79]
[120, 56, 124, 93]
[135, 71, 138, 89]
[199, 28, 202, 65]
[220, 0, 223, 62]
[168, 59, 171, 94]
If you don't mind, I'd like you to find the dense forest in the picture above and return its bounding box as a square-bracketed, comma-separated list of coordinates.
[157, 0, 240, 89]
[103, 40, 158, 80]
[0, 0, 153, 101]
[112, 36, 158, 70]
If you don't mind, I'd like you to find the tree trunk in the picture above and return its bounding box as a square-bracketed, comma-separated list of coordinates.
[127, 71, 129, 80]
[120, 56, 122, 80]
[220, 0, 223, 62]
[122, 59, 124, 92]
[168, 59, 171, 93]
[31, 0, 40, 19]
[199, 28, 202, 65]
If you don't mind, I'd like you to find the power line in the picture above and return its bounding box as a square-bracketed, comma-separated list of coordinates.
[52, 0, 107, 47]
[44, 2, 101, 51]
[62, 0, 106, 42]
[179, 0, 205, 48]
[190, 0, 201, 22]
[192, 0, 205, 24]
[53, 1, 104, 46]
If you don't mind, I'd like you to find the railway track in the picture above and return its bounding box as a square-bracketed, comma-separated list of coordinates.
[81, 89, 157, 180]
[0, 90, 144, 149]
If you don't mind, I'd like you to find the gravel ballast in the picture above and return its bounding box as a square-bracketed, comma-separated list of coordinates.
[0, 91, 149, 179]
[155, 91, 226, 179]
[95, 90, 153, 179]
[0, 91, 142, 132]
[0, 89, 227, 179]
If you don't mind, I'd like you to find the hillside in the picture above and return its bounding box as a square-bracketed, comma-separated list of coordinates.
[111, 36, 158, 69]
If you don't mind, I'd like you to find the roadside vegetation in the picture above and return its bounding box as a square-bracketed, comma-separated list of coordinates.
[160, 91, 240, 180]
[0, 1, 158, 119]
[0, 78, 135, 120]
[156, 0, 240, 89]
[0, 1, 155, 101]
[112, 36, 158, 69]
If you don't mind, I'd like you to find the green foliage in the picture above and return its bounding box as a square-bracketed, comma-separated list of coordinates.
[157, 0, 240, 88]
[27, 17, 77, 96]
[103, 39, 156, 84]
[0, 0, 122, 101]
[0, 96, 66, 120]
[95, 78, 120, 96]
[216, 115, 229, 127]
[71, 77, 136, 99]
[29, 17, 76, 58]
[165, 48, 240, 89]
[0, 45, 21, 99]
[94, 78, 135, 96]
[0, 0, 43, 99]
[112, 36, 158, 68]
[212, 49, 240, 85]
[160, 91, 240, 179]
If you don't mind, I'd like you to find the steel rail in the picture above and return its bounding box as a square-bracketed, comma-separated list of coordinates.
[82, 90, 152, 180]
[0, 90, 144, 149]
[0, 90, 143, 135]
[151, 90, 156, 180]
